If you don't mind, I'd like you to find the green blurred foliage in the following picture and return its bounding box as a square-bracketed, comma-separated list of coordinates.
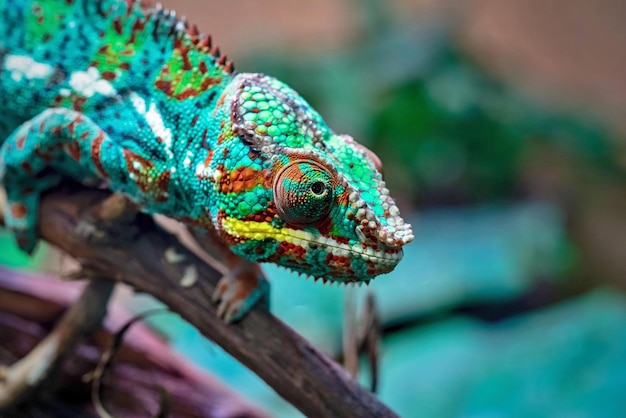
[242, 20, 623, 207]
[370, 48, 622, 206]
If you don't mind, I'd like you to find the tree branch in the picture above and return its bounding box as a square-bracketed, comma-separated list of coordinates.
[0, 279, 113, 410]
[6, 186, 398, 417]
[0, 266, 270, 417]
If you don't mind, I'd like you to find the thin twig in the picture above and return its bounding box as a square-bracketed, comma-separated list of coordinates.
[91, 308, 170, 418]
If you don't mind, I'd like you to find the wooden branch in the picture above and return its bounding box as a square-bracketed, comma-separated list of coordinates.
[15, 186, 398, 418]
[0, 279, 114, 410]
[0, 267, 269, 418]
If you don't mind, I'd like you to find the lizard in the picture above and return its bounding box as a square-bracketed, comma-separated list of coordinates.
[0, 0, 414, 321]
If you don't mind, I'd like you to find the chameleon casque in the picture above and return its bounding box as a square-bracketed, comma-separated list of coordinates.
[0, 0, 414, 320]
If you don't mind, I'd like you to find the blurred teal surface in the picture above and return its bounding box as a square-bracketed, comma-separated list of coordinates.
[374, 202, 570, 323]
[367, 289, 626, 418]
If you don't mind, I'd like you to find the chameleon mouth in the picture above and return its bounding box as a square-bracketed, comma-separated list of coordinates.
[311, 235, 403, 262]
[222, 217, 403, 266]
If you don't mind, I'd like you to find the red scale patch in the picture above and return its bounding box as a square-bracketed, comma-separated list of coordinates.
[101, 71, 116, 81]
[113, 17, 123, 35]
[154, 39, 222, 101]
[127, 18, 146, 45]
[15, 135, 26, 150]
[272, 241, 307, 262]
[10, 203, 28, 219]
[123, 150, 170, 202]
[155, 79, 173, 96]
[91, 132, 108, 178]
[20, 161, 33, 174]
[218, 166, 266, 194]
[66, 142, 81, 161]
[326, 253, 352, 272]
[34, 143, 57, 163]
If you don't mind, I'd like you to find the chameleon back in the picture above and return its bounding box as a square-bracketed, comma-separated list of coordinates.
[0, 0, 231, 158]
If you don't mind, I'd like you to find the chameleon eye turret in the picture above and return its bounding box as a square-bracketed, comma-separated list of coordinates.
[209, 72, 414, 282]
[273, 160, 335, 226]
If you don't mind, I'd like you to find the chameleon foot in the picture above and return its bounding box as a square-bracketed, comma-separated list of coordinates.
[212, 262, 269, 323]
[1, 108, 125, 254]
[1, 174, 61, 254]
[3, 192, 40, 254]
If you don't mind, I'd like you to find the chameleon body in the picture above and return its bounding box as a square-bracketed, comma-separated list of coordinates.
[0, 0, 413, 320]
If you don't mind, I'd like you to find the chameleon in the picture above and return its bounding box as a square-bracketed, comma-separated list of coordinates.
[0, 0, 414, 321]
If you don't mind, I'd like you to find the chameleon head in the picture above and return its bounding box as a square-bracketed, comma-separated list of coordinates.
[212, 73, 414, 283]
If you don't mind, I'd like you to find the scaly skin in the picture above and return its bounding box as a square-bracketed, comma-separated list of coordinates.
[0, 0, 414, 321]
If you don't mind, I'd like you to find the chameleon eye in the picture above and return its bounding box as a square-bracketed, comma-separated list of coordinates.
[310, 181, 326, 196]
[274, 160, 334, 225]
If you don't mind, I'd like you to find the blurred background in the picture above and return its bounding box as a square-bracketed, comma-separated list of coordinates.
[3, 0, 626, 416]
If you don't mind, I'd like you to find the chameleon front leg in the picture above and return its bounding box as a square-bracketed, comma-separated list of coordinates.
[0, 108, 129, 252]
[190, 227, 270, 322]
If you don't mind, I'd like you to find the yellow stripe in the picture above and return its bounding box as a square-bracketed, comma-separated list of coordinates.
[222, 217, 283, 241]
[222, 217, 309, 243]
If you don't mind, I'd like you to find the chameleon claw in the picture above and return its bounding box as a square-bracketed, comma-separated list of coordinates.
[211, 263, 269, 322]
[216, 298, 244, 323]
[211, 278, 228, 303]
